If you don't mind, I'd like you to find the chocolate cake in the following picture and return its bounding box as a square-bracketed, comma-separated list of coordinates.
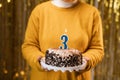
[45, 48, 82, 67]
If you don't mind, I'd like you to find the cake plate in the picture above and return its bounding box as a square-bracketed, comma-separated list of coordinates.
[40, 57, 87, 72]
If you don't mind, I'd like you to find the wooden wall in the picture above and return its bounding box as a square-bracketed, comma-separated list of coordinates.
[0, 0, 120, 80]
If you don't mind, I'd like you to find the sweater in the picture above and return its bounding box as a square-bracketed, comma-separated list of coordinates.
[22, 1, 104, 80]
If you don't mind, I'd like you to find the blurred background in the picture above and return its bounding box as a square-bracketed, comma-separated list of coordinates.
[0, 0, 120, 80]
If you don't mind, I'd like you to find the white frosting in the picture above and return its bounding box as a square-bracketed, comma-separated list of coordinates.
[48, 48, 81, 57]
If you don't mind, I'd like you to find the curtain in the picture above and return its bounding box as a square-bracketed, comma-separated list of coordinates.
[0, 0, 120, 80]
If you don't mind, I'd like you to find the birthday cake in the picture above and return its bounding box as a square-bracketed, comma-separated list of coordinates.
[45, 48, 82, 67]
[41, 48, 87, 72]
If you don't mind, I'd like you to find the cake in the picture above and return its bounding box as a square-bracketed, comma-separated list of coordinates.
[45, 48, 82, 67]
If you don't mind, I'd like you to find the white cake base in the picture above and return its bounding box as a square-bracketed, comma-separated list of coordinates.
[40, 57, 87, 72]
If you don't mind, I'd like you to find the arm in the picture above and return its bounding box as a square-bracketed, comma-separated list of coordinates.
[83, 8, 104, 71]
[22, 6, 44, 71]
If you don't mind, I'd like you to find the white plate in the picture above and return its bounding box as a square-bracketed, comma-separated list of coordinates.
[40, 57, 87, 72]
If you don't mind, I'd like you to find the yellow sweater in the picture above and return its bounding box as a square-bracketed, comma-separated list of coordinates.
[22, 1, 104, 80]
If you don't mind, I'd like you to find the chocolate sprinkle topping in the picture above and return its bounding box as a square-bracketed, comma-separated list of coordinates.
[45, 50, 82, 67]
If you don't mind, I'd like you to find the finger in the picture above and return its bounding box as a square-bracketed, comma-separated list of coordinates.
[83, 57, 90, 61]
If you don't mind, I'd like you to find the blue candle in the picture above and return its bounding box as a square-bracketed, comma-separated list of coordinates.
[59, 34, 68, 49]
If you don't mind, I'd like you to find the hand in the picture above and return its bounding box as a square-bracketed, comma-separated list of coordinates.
[82, 56, 90, 69]
[37, 56, 49, 71]
[83, 56, 90, 62]
[78, 57, 90, 73]
[37, 56, 42, 61]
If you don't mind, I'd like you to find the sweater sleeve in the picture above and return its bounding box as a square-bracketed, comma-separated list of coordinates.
[22, 6, 45, 71]
[83, 8, 104, 70]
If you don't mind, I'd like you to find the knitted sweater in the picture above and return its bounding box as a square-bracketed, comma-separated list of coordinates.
[22, 1, 104, 80]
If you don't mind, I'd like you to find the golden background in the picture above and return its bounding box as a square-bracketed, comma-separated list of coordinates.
[0, 0, 120, 80]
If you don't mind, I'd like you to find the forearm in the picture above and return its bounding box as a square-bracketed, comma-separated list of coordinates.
[22, 41, 45, 71]
[82, 47, 104, 70]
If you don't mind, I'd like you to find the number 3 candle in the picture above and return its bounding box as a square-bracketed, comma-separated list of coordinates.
[59, 29, 69, 49]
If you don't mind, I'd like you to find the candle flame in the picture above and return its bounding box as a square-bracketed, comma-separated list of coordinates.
[65, 29, 67, 33]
